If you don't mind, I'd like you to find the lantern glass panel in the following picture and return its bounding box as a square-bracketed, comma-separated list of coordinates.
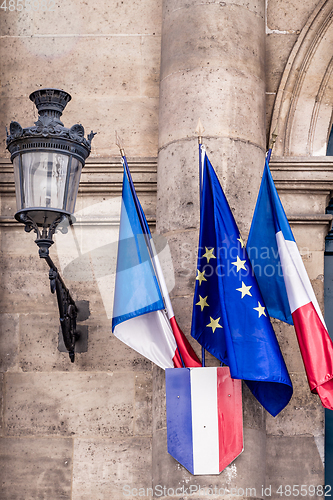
[12, 155, 22, 210]
[64, 157, 83, 213]
[20, 151, 69, 211]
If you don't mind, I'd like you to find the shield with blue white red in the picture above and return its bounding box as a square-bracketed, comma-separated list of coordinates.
[165, 366, 243, 475]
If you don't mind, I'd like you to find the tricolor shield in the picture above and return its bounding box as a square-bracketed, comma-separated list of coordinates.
[165, 366, 243, 475]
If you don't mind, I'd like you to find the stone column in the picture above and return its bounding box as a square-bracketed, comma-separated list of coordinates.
[153, 0, 267, 498]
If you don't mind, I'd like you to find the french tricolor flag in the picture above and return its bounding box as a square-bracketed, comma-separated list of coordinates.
[247, 160, 333, 410]
[165, 367, 243, 475]
[112, 155, 201, 370]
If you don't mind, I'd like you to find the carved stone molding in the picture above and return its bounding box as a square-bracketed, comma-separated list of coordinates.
[0, 156, 158, 227]
[0, 156, 158, 196]
[1, 155, 332, 230]
[271, 0, 333, 156]
[270, 156, 333, 227]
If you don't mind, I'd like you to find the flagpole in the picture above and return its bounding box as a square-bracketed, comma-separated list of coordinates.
[115, 132, 187, 368]
[196, 118, 205, 204]
[196, 119, 206, 367]
[115, 132, 169, 308]
[266, 125, 278, 163]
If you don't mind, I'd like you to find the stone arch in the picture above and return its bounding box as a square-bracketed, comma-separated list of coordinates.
[270, 0, 333, 156]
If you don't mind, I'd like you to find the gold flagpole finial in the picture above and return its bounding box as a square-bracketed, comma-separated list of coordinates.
[269, 123, 279, 151]
[115, 130, 125, 156]
[195, 118, 205, 144]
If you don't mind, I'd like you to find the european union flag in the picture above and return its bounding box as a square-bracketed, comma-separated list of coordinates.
[190, 149, 293, 416]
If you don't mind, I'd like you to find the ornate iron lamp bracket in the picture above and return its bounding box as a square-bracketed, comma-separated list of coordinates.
[41, 243, 79, 364]
[22, 212, 79, 362]
[47, 258, 78, 364]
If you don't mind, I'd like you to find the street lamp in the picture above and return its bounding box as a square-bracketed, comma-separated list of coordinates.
[6, 88, 95, 362]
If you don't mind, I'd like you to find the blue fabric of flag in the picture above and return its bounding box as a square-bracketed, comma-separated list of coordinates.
[122, 156, 151, 236]
[165, 368, 194, 474]
[112, 168, 164, 330]
[190, 151, 293, 416]
[247, 160, 293, 324]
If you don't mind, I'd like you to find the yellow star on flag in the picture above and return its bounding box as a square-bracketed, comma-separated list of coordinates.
[196, 269, 207, 285]
[232, 255, 247, 272]
[206, 317, 223, 333]
[196, 295, 209, 312]
[202, 247, 216, 263]
[236, 281, 252, 298]
[254, 302, 267, 318]
[237, 236, 245, 248]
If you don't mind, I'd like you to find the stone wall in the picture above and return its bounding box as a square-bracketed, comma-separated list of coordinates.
[0, 156, 157, 499]
[0, 0, 332, 499]
[0, 0, 162, 159]
[0, 1, 162, 497]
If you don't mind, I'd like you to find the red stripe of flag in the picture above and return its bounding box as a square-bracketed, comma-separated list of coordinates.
[217, 367, 243, 471]
[170, 316, 201, 367]
[292, 302, 333, 409]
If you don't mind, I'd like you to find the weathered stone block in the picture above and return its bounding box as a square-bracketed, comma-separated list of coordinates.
[271, 318, 305, 373]
[292, 223, 327, 252]
[159, 70, 265, 150]
[0, 0, 162, 36]
[242, 382, 266, 432]
[164, 0, 264, 17]
[0, 314, 19, 372]
[157, 143, 200, 232]
[0, 437, 72, 500]
[280, 191, 329, 217]
[141, 35, 162, 99]
[266, 93, 277, 137]
[161, 3, 264, 79]
[158, 138, 265, 237]
[80, 322, 153, 372]
[312, 276, 324, 310]
[48, 0, 162, 36]
[72, 436, 152, 500]
[0, 196, 17, 219]
[54, 219, 120, 283]
[134, 372, 153, 436]
[301, 251, 324, 281]
[18, 312, 81, 371]
[0, 11, 34, 37]
[267, 0, 317, 32]
[266, 435, 324, 497]
[0, 226, 37, 255]
[266, 372, 324, 438]
[18, 309, 154, 372]
[5, 372, 135, 437]
[266, 34, 298, 93]
[68, 96, 160, 158]
[0, 90, 160, 160]
[1, 36, 143, 99]
[152, 365, 167, 436]
[0, 374, 3, 436]
[164, 231, 200, 297]
[73, 319, 152, 372]
[0, 254, 57, 314]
